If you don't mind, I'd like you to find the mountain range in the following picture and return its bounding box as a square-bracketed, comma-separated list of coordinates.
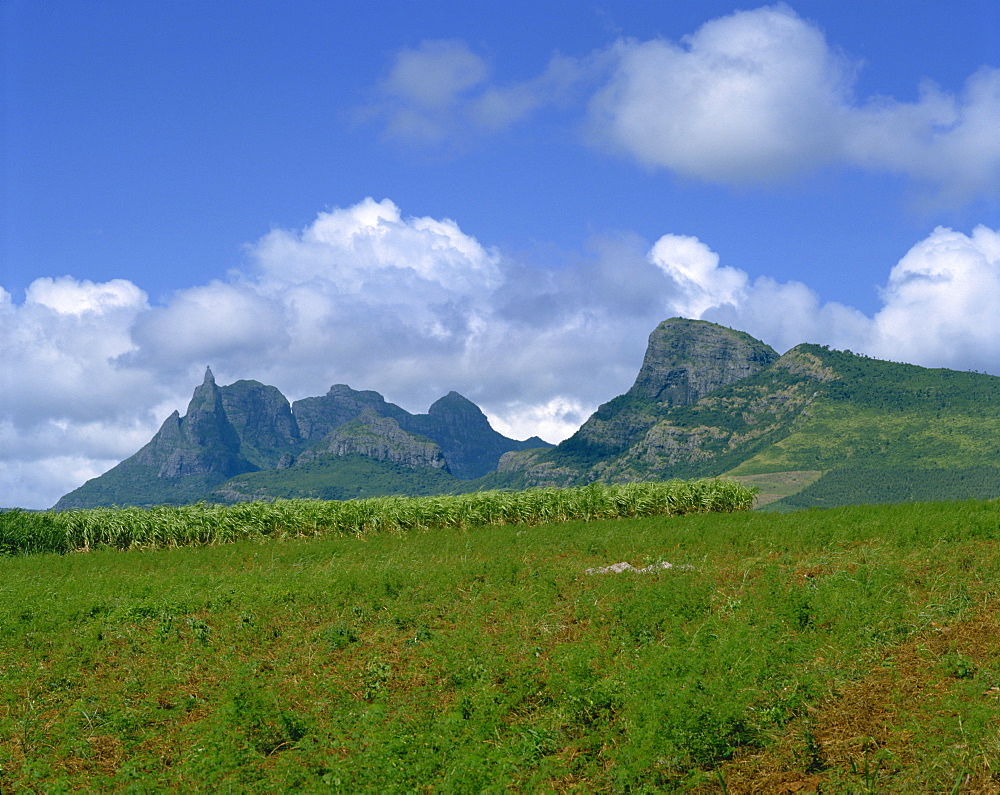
[55, 318, 1000, 510]
[54, 373, 549, 509]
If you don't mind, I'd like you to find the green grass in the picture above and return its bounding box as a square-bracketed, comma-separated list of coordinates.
[1, 479, 754, 555]
[209, 453, 461, 502]
[769, 465, 1000, 511]
[731, 404, 1000, 475]
[3, 499, 1000, 790]
[724, 470, 825, 506]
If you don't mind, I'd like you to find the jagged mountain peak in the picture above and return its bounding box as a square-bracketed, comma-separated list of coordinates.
[55, 370, 549, 507]
[52, 316, 1000, 510]
[428, 391, 484, 417]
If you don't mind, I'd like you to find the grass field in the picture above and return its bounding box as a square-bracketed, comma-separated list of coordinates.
[725, 470, 825, 506]
[3, 496, 1000, 790]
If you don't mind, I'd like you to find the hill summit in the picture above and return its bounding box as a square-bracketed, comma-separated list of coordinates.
[500, 319, 1000, 508]
[55, 318, 1000, 509]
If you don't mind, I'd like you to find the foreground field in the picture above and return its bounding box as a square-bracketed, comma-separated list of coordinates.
[2, 499, 1000, 790]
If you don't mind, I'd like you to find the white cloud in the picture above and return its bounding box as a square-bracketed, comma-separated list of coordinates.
[589, 5, 851, 182]
[0, 279, 187, 509]
[376, 39, 490, 144]
[0, 278, 152, 422]
[589, 5, 1000, 201]
[130, 281, 288, 370]
[384, 39, 489, 109]
[252, 197, 501, 293]
[369, 7, 1000, 203]
[4, 198, 999, 509]
[662, 226, 1000, 373]
[240, 198, 505, 397]
[648, 234, 748, 316]
[487, 397, 591, 446]
[869, 225, 1000, 369]
[704, 277, 871, 356]
[25, 276, 146, 317]
[469, 53, 590, 131]
[845, 67, 1000, 205]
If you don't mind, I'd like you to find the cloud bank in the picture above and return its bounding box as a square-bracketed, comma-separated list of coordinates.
[370, 5, 1000, 203]
[3, 197, 999, 508]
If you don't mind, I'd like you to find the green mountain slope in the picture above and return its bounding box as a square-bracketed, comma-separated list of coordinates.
[769, 465, 1000, 511]
[210, 454, 462, 502]
[508, 325, 1000, 508]
[54, 317, 1000, 510]
[727, 347, 1000, 474]
[55, 375, 551, 509]
[55, 368, 258, 508]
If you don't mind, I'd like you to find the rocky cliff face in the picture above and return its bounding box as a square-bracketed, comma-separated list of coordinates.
[134, 368, 254, 479]
[550, 319, 780, 465]
[297, 409, 449, 471]
[292, 385, 409, 442]
[55, 370, 550, 508]
[220, 380, 300, 468]
[627, 318, 780, 404]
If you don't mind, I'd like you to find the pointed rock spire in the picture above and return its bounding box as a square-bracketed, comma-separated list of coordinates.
[203, 366, 215, 385]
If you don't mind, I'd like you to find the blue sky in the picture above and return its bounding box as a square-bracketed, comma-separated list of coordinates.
[2, 0, 1000, 508]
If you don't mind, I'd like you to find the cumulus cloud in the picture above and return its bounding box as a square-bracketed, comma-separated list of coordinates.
[4, 198, 1000, 509]
[590, 5, 852, 183]
[1, 278, 152, 422]
[588, 5, 1000, 201]
[369, 6, 1000, 202]
[0, 278, 188, 508]
[868, 225, 1000, 369]
[240, 197, 504, 396]
[130, 282, 287, 371]
[673, 226, 1000, 372]
[648, 235, 748, 316]
[845, 67, 1000, 205]
[253, 197, 501, 293]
